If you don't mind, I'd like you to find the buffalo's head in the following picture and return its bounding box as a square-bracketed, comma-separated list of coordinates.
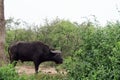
[50, 50, 63, 64]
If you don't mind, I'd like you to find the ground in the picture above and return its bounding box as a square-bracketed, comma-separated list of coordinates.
[15, 65, 66, 75]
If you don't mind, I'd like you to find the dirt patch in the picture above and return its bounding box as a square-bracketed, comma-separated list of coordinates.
[16, 66, 35, 75]
[15, 65, 66, 75]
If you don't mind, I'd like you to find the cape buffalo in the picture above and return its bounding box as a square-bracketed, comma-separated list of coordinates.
[8, 41, 63, 73]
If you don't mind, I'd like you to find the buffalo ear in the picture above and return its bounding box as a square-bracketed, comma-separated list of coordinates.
[50, 50, 62, 54]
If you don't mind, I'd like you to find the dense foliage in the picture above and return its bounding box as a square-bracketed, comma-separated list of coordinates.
[65, 22, 120, 80]
[3, 18, 120, 80]
[0, 64, 35, 80]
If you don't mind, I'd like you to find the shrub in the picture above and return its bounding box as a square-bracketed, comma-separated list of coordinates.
[65, 22, 120, 80]
[35, 73, 66, 80]
[0, 64, 35, 80]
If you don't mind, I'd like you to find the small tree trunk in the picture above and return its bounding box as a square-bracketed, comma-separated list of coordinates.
[0, 0, 6, 66]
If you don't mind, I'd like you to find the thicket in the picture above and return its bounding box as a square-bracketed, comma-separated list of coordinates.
[0, 64, 35, 80]
[65, 22, 120, 80]
[2, 18, 120, 80]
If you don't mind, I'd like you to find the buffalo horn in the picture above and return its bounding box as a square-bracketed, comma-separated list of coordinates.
[51, 50, 62, 54]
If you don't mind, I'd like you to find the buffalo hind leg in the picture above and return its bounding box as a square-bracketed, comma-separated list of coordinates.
[10, 55, 18, 66]
[10, 59, 18, 66]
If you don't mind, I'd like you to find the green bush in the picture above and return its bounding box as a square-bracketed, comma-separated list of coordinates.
[0, 64, 35, 80]
[65, 22, 120, 80]
[0, 64, 18, 80]
[35, 73, 66, 80]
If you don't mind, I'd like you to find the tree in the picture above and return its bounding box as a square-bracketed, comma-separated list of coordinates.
[0, 0, 6, 66]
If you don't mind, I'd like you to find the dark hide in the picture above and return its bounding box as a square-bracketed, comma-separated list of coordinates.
[8, 41, 63, 73]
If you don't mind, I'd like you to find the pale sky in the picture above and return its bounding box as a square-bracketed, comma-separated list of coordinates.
[4, 0, 120, 25]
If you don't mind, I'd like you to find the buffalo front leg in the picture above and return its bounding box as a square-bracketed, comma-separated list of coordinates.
[34, 60, 40, 73]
